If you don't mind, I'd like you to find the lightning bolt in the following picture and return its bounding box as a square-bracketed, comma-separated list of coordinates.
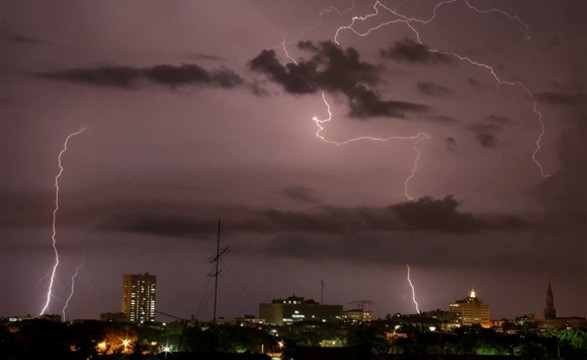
[62, 260, 84, 321]
[280, 34, 299, 65]
[40, 127, 86, 316]
[404, 136, 428, 201]
[334, 0, 550, 178]
[278, 0, 356, 64]
[312, 91, 430, 200]
[406, 264, 420, 314]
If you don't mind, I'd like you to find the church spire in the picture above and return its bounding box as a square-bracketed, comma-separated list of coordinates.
[544, 280, 556, 319]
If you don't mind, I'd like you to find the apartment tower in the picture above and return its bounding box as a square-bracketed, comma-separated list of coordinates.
[122, 273, 157, 323]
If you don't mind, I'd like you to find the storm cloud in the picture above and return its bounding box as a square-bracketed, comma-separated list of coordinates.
[380, 38, 454, 65]
[464, 122, 504, 148]
[249, 41, 430, 118]
[417, 81, 452, 97]
[2, 193, 522, 239]
[38, 63, 244, 89]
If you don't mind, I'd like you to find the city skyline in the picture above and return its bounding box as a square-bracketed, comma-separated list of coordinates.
[1, 0, 585, 321]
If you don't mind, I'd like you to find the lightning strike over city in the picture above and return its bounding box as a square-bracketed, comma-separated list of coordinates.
[406, 264, 421, 314]
[62, 261, 85, 321]
[39, 127, 86, 316]
[1, 1, 584, 349]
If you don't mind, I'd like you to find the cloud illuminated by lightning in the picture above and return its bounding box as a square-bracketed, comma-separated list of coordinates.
[62, 260, 85, 321]
[334, 0, 550, 178]
[406, 264, 420, 314]
[278, 0, 356, 64]
[312, 91, 430, 200]
[40, 127, 87, 316]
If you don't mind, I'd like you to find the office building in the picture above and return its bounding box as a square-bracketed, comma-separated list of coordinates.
[259, 295, 342, 325]
[342, 309, 373, 323]
[122, 273, 156, 323]
[449, 289, 490, 328]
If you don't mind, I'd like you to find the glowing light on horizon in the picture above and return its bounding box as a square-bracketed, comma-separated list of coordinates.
[334, 0, 550, 178]
[40, 127, 86, 316]
[406, 264, 420, 314]
[312, 91, 430, 200]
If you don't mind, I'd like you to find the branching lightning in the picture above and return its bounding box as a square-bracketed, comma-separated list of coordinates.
[280, 34, 299, 65]
[279, 0, 356, 64]
[312, 91, 430, 200]
[62, 260, 85, 321]
[40, 127, 86, 316]
[333, 0, 550, 178]
[406, 264, 420, 314]
[404, 136, 428, 201]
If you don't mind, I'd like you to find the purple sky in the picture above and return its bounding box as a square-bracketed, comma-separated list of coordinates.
[1, 0, 585, 322]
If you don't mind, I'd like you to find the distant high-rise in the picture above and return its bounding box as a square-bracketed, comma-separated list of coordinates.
[122, 273, 156, 323]
[449, 289, 490, 328]
[543, 281, 556, 319]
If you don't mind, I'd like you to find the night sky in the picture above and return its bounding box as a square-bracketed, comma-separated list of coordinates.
[1, 0, 585, 322]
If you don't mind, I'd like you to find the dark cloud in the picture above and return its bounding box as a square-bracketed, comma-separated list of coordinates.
[389, 196, 489, 233]
[41, 66, 141, 88]
[249, 49, 319, 94]
[464, 123, 503, 148]
[143, 64, 242, 88]
[535, 91, 582, 106]
[249, 41, 430, 119]
[73, 196, 524, 238]
[380, 38, 454, 65]
[38, 63, 243, 89]
[475, 133, 497, 148]
[417, 81, 452, 97]
[94, 204, 393, 237]
[445, 137, 457, 151]
[348, 84, 430, 118]
[281, 186, 320, 204]
[116, 215, 216, 238]
[467, 77, 482, 90]
[2, 191, 523, 237]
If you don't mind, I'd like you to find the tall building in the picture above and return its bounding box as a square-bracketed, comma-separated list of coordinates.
[543, 281, 556, 319]
[122, 273, 156, 323]
[259, 295, 342, 325]
[449, 289, 490, 328]
[538, 282, 587, 329]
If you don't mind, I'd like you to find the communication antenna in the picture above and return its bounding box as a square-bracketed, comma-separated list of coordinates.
[211, 219, 228, 326]
[209, 219, 228, 353]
